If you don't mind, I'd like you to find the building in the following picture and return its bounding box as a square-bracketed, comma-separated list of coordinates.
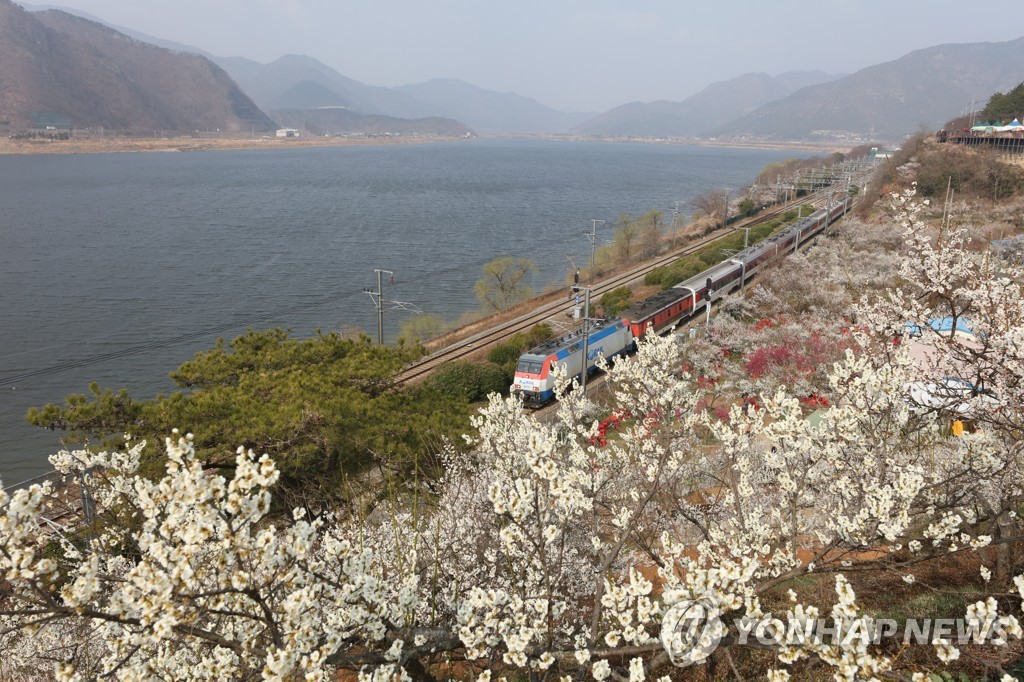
[275, 128, 300, 138]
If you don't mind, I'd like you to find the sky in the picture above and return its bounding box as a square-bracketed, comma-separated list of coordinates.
[26, 0, 1024, 113]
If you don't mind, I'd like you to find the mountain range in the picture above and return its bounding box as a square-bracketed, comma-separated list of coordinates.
[712, 38, 1024, 141]
[572, 71, 842, 138]
[6, 2, 1024, 142]
[210, 55, 589, 135]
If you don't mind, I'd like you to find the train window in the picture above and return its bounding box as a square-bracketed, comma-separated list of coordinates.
[516, 360, 543, 374]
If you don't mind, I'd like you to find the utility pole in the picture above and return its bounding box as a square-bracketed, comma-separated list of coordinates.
[844, 174, 851, 220]
[795, 204, 803, 251]
[721, 190, 729, 231]
[670, 202, 681, 250]
[572, 285, 593, 396]
[584, 219, 605, 283]
[364, 269, 394, 346]
[705, 277, 713, 328]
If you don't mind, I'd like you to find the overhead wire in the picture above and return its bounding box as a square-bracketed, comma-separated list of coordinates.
[0, 254, 505, 388]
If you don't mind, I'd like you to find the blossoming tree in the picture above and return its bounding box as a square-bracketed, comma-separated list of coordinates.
[2, 186, 1023, 680]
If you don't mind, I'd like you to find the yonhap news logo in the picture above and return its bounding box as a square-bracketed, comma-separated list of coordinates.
[659, 598, 1023, 667]
[660, 598, 726, 667]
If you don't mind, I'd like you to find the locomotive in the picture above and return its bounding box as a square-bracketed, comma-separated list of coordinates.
[512, 198, 849, 404]
[512, 318, 633, 403]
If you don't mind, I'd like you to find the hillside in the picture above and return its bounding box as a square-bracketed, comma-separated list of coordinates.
[0, 0, 275, 133]
[714, 37, 1024, 142]
[572, 70, 838, 138]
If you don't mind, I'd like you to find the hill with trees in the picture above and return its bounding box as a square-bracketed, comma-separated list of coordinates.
[984, 81, 1024, 121]
[0, 0, 275, 133]
[569, 37, 1024, 143]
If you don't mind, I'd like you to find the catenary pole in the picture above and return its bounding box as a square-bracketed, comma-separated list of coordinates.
[585, 219, 605, 283]
[364, 269, 394, 346]
[579, 287, 591, 396]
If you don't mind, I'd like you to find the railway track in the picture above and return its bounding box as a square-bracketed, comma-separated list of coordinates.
[395, 200, 802, 385]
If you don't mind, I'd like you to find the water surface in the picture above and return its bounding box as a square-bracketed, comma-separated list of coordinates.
[0, 139, 799, 481]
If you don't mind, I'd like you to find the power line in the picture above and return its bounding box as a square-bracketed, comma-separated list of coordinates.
[0, 256, 500, 389]
[0, 291, 360, 388]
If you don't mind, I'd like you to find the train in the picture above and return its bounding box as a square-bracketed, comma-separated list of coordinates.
[511, 197, 850, 404]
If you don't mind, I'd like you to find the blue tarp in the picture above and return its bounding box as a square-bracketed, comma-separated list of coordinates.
[929, 317, 975, 335]
[904, 317, 975, 336]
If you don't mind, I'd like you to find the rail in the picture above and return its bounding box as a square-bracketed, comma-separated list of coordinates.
[395, 193, 838, 385]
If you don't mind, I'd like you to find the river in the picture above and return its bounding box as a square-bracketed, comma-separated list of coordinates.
[0, 138, 801, 482]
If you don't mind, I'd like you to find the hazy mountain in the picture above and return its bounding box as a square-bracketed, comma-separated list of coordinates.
[268, 81, 350, 111]
[0, 1, 275, 132]
[393, 78, 590, 133]
[714, 37, 1024, 142]
[270, 108, 473, 137]
[572, 71, 839, 138]
[213, 54, 440, 120]
[216, 57, 588, 134]
[20, 2, 213, 55]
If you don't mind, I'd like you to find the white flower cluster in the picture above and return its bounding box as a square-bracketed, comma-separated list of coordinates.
[0, 432, 417, 680]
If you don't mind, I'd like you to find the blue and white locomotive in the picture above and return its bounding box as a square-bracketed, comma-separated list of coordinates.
[512, 319, 633, 404]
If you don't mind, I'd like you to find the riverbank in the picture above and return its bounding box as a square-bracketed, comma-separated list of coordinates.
[0, 134, 465, 156]
[481, 133, 854, 154]
[0, 132, 853, 156]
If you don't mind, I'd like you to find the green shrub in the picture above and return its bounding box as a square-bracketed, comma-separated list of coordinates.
[528, 323, 553, 345]
[487, 325, 552, 363]
[426, 361, 508, 402]
[645, 267, 668, 287]
[599, 287, 633, 317]
[487, 343, 523, 367]
[487, 324, 554, 381]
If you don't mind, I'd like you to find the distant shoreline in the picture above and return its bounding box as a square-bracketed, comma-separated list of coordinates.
[495, 134, 854, 155]
[0, 133, 852, 156]
[0, 134, 463, 156]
